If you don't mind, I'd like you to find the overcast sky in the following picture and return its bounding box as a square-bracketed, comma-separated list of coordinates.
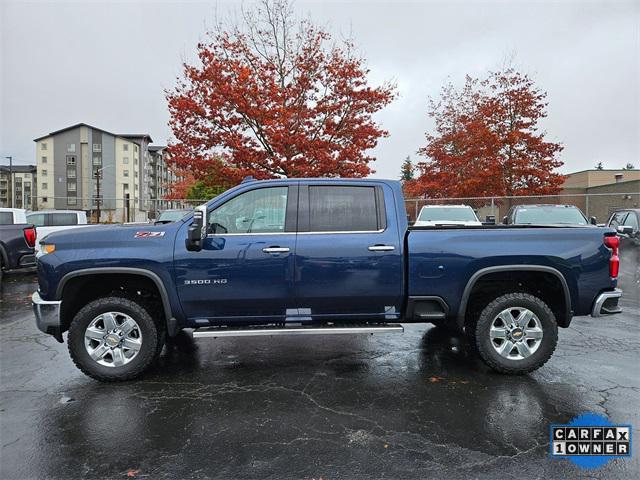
[1, 0, 639, 179]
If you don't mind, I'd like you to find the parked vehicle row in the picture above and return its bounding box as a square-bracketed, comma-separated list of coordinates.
[32, 178, 623, 382]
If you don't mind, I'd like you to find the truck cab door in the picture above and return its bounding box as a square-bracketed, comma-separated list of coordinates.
[293, 183, 403, 322]
[174, 185, 297, 324]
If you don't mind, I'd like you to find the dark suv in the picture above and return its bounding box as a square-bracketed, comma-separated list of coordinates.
[502, 204, 594, 226]
[607, 209, 639, 248]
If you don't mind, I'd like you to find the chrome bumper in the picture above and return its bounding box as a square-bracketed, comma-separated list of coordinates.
[591, 288, 623, 317]
[32, 291, 62, 338]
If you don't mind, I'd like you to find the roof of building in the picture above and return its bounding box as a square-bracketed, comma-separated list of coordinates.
[34, 123, 153, 143]
[148, 145, 167, 152]
[118, 134, 154, 142]
[566, 168, 637, 175]
[0, 165, 37, 173]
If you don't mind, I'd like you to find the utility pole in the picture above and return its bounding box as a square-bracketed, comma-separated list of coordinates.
[5, 156, 12, 208]
[95, 168, 101, 222]
[94, 165, 113, 223]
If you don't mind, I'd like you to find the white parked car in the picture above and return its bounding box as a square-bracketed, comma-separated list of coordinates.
[414, 205, 482, 227]
[0, 207, 28, 225]
[26, 210, 90, 252]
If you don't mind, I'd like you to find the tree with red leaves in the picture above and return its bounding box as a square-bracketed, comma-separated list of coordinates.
[405, 68, 564, 199]
[166, 0, 395, 193]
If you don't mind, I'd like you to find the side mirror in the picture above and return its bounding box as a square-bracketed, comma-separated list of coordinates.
[616, 225, 633, 235]
[590, 216, 597, 225]
[502, 216, 509, 224]
[186, 205, 207, 252]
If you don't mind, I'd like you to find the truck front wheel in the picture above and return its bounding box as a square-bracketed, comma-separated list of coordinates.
[67, 295, 163, 382]
[474, 293, 558, 374]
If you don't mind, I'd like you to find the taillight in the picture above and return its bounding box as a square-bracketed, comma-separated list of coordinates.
[603, 235, 619, 278]
[23, 227, 36, 248]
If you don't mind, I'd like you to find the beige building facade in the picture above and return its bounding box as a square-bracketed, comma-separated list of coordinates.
[34, 123, 174, 221]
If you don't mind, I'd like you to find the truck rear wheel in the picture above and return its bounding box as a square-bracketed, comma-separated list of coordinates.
[67, 295, 163, 382]
[474, 293, 558, 374]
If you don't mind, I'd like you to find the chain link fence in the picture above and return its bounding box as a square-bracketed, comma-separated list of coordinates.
[23, 196, 208, 223]
[14, 189, 640, 225]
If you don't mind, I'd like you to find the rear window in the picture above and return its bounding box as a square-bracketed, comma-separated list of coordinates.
[50, 213, 78, 226]
[514, 207, 588, 225]
[309, 186, 379, 232]
[158, 210, 189, 222]
[0, 212, 14, 225]
[26, 213, 46, 227]
[418, 207, 478, 222]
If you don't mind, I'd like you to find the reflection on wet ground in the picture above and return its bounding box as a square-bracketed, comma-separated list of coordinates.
[1, 261, 639, 479]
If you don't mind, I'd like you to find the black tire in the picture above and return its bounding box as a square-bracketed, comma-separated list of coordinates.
[68, 295, 163, 382]
[474, 293, 558, 374]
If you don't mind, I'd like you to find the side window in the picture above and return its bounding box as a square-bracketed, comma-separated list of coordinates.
[208, 187, 288, 234]
[50, 213, 79, 226]
[609, 212, 628, 228]
[309, 186, 379, 232]
[0, 212, 13, 225]
[623, 212, 638, 231]
[27, 213, 46, 227]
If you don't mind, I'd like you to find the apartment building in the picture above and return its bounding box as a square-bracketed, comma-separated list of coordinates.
[0, 165, 37, 210]
[33, 123, 173, 222]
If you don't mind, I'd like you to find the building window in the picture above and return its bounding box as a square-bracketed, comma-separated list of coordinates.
[134, 145, 139, 153]
[93, 144, 102, 152]
[123, 144, 129, 152]
[123, 157, 129, 164]
[42, 196, 48, 202]
[68, 196, 77, 206]
[42, 169, 48, 176]
[42, 183, 48, 190]
[67, 181, 77, 191]
[124, 170, 129, 177]
[41, 143, 47, 151]
[67, 143, 76, 153]
[41, 156, 47, 163]
[93, 155, 102, 166]
[67, 155, 76, 165]
[67, 166, 76, 178]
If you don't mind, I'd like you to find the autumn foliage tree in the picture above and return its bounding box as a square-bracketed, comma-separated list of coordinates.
[405, 68, 564, 199]
[166, 0, 395, 193]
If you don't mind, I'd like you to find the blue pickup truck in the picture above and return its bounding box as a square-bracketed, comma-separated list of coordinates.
[33, 178, 623, 381]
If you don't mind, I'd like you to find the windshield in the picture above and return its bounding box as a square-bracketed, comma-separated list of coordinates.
[158, 210, 190, 222]
[418, 206, 478, 222]
[514, 206, 588, 225]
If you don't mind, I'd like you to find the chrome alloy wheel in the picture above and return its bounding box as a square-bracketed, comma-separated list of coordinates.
[84, 312, 143, 367]
[489, 307, 543, 360]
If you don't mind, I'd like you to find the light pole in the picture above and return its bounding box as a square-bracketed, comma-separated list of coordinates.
[94, 165, 114, 223]
[4, 156, 12, 208]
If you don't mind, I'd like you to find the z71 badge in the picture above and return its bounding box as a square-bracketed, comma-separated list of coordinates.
[134, 231, 165, 238]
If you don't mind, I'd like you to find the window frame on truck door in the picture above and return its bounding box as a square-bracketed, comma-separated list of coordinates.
[296, 184, 387, 234]
[205, 184, 298, 236]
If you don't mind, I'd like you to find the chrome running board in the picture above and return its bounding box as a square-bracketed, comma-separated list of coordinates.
[192, 323, 404, 338]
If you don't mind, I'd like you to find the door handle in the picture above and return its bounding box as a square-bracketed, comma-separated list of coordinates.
[262, 247, 290, 254]
[368, 245, 395, 252]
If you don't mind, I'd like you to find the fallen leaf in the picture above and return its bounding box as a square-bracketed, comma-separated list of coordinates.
[126, 470, 140, 478]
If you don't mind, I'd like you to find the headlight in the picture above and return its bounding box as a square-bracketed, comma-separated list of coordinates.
[40, 244, 56, 255]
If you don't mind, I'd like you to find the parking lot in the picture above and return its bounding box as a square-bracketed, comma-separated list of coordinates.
[1, 251, 638, 479]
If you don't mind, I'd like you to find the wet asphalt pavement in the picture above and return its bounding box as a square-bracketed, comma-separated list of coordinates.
[1, 251, 639, 480]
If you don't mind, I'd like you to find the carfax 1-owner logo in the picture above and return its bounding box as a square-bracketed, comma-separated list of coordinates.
[550, 413, 632, 468]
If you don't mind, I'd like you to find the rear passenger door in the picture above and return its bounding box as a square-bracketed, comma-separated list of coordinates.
[293, 183, 403, 322]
